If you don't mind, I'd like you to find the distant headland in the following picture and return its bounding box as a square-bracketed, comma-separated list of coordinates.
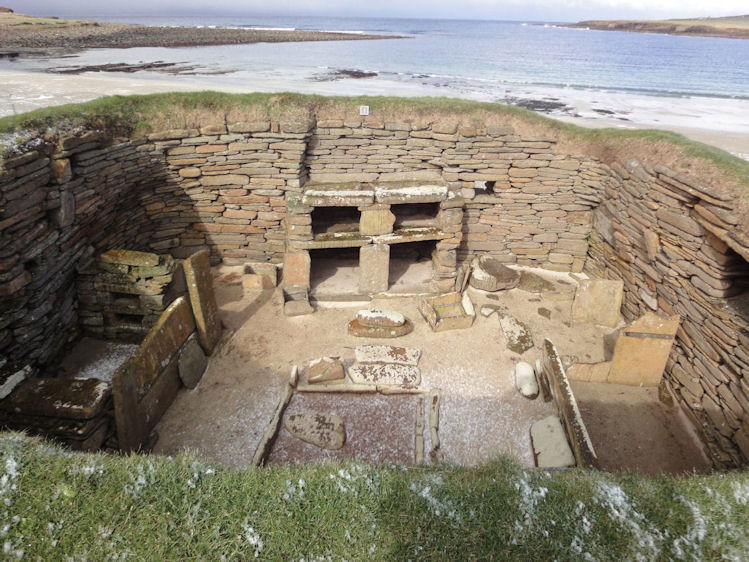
[0, 9, 400, 56]
[565, 14, 749, 40]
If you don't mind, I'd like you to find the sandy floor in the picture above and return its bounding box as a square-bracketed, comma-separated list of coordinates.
[152, 266, 618, 470]
[571, 381, 711, 475]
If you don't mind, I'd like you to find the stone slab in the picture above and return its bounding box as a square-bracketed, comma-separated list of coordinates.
[571, 279, 624, 328]
[307, 357, 345, 384]
[303, 187, 374, 207]
[359, 244, 389, 294]
[348, 319, 414, 338]
[360, 208, 395, 236]
[348, 363, 421, 386]
[99, 249, 159, 267]
[184, 250, 222, 354]
[419, 292, 475, 332]
[354, 345, 421, 366]
[499, 314, 534, 355]
[282, 250, 311, 288]
[0, 377, 111, 420]
[284, 413, 346, 450]
[355, 308, 406, 328]
[542, 339, 599, 469]
[517, 271, 556, 293]
[374, 184, 448, 204]
[131, 296, 196, 395]
[607, 313, 680, 387]
[567, 362, 612, 383]
[469, 257, 520, 292]
[0, 363, 31, 400]
[530, 415, 576, 468]
[178, 334, 208, 389]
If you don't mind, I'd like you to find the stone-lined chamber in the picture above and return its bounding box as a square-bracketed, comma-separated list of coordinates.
[0, 111, 747, 467]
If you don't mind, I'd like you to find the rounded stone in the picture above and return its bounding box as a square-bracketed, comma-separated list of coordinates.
[469, 257, 520, 292]
[515, 361, 539, 399]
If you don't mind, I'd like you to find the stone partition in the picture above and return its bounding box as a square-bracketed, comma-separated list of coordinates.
[1, 109, 747, 466]
[585, 159, 748, 467]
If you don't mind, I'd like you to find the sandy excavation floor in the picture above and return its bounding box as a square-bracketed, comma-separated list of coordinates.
[151, 265, 709, 473]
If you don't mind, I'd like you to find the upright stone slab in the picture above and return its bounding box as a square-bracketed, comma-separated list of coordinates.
[178, 334, 208, 389]
[360, 207, 395, 236]
[359, 244, 389, 294]
[183, 250, 222, 354]
[571, 279, 624, 328]
[283, 250, 311, 288]
[607, 313, 680, 387]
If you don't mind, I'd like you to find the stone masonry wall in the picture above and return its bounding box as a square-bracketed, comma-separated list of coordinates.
[584, 159, 749, 468]
[1, 134, 163, 370]
[2, 116, 747, 468]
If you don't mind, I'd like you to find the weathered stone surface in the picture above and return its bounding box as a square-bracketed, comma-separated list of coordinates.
[282, 251, 311, 288]
[307, 356, 345, 384]
[469, 257, 520, 291]
[0, 377, 111, 420]
[419, 292, 475, 332]
[607, 313, 680, 387]
[284, 413, 346, 450]
[374, 184, 448, 204]
[516, 271, 555, 293]
[99, 249, 159, 267]
[303, 186, 374, 207]
[348, 319, 414, 338]
[178, 334, 208, 389]
[567, 362, 611, 383]
[355, 344, 421, 366]
[359, 244, 389, 293]
[348, 363, 421, 386]
[530, 415, 576, 468]
[571, 279, 624, 328]
[242, 263, 277, 290]
[360, 208, 395, 236]
[499, 314, 534, 354]
[183, 250, 222, 354]
[515, 362, 539, 399]
[542, 339, 598, 469]
[0, 364, 32, 400]
[355, 308, 405, 328]
[51, 158, 72, 184]
[643, 229, 660, 261]
[283, 285, 314, 316]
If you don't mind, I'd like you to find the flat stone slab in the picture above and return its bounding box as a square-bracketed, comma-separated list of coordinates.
[374, 184, 448, 204]
[0, 377, 111, 420]
[571, 279, 624, 328]
[348, 319, 414, 338]
[354, 345, 421, 366]
[284, 413, 346, 450]
[517, 271, 556, 293]
[356, 308, 406, 328]
[499, 314, 534, 354]
[530, 415, 576, 468]
[184, 250, 222, 354]
[178, 334, 208, 390]
[567, 362, 612, 383]
[307, 357, 345, 384]
[99, 249, 159, 267]
[0, 363, 31, 400]
[303, 186, 374, 207]
[515, 362, 539, 399]
[348, 363, 421, 386]
[469, 257, 520, 292]
[607, 313, 680, 387]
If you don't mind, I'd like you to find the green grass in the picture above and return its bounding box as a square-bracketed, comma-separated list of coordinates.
[1, 433, 747, 560]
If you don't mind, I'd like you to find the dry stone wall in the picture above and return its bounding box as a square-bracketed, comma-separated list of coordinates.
[585, 159, 749, 468]
[0, 134, 161, 370]
[1, 114, 747, 467]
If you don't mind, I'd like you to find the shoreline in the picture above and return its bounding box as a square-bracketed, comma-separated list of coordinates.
[0, 12, 399, 56]
[1, 68, 747, 160]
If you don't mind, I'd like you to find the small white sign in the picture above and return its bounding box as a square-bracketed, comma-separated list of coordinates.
[359, 105, 370, 116]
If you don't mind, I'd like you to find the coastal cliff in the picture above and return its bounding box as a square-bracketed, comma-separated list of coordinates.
[566, 15, 749, 39]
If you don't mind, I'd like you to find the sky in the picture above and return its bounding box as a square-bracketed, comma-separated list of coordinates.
[15, 0, 749, 22]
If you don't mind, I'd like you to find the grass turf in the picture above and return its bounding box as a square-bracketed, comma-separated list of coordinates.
[1, 433, 747, 560]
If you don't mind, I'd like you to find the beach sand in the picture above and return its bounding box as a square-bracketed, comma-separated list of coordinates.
[1, 68, 747, 160]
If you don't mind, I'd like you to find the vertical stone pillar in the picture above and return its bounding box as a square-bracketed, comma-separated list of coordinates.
[283, 250, 311, 288]
[359, 205, 395, 236]
[359, 244, 389, 294]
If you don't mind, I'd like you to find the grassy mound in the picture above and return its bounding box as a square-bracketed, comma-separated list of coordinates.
[1, 433, 747, 559]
